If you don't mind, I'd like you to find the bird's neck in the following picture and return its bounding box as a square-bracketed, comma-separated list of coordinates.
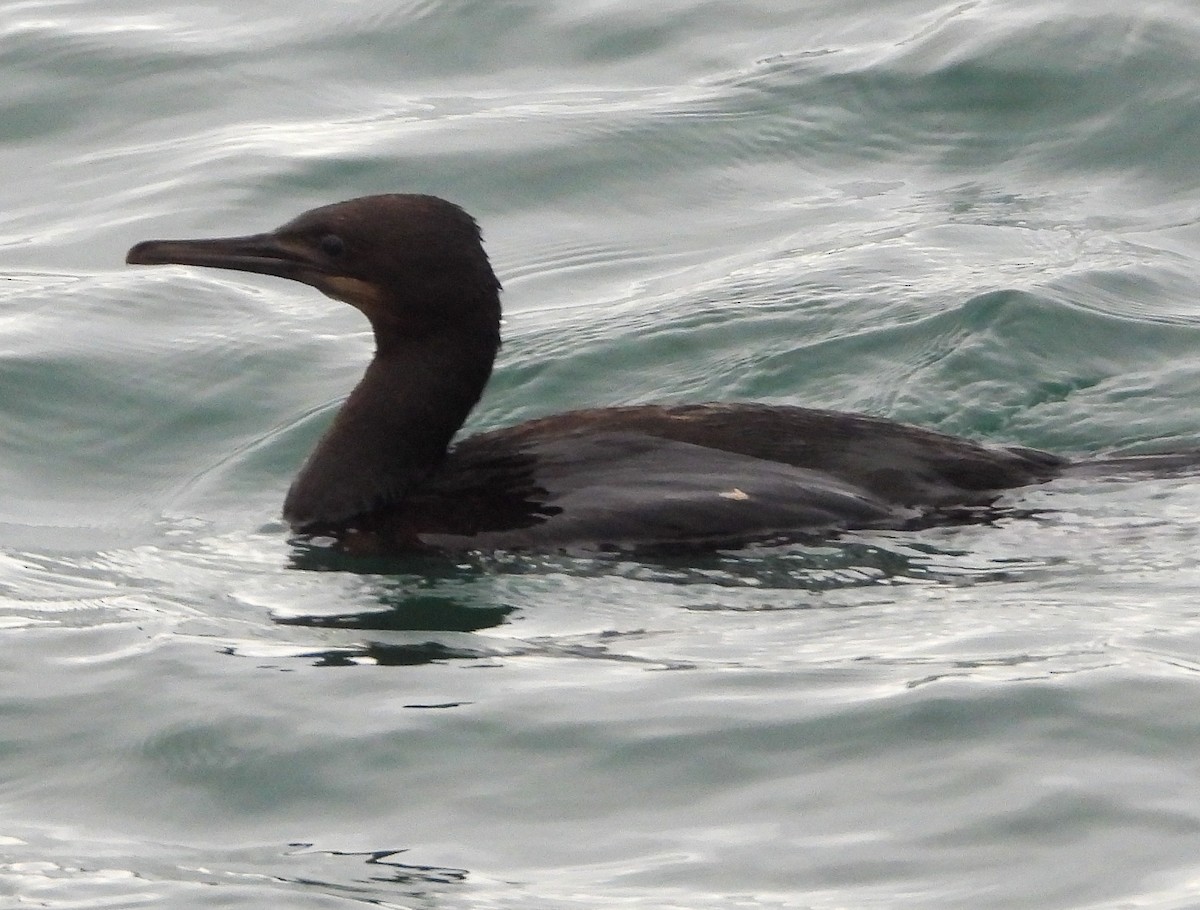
[282, 326, 498, 531]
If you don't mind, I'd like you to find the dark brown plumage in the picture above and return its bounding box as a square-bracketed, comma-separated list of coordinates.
[125, 194, 1190, 555]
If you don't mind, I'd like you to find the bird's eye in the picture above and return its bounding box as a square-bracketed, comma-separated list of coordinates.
[319, 234, 345, 257]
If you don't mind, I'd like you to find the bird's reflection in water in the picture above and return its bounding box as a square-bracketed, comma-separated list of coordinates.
[306, 639, 498, 668]
[276, 593, 514, 634]
[278, 548, 516, 665]
[274, 520, 1062, 668]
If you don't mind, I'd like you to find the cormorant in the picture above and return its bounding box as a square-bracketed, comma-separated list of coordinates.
[125, 194, 1192, 554]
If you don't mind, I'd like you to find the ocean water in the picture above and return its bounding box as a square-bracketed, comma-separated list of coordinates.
[4, 0, 1200, 906]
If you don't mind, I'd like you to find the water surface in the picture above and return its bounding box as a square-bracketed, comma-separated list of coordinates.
[4, 1, 1200, 907]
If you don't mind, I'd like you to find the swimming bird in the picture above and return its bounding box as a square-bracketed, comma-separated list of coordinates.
[125, 194, 1190, 555]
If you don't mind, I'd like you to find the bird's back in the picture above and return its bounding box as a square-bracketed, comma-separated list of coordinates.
[338, 403, 1067, 554]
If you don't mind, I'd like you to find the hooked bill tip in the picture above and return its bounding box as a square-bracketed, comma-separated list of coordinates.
[126, 240, 166, 265]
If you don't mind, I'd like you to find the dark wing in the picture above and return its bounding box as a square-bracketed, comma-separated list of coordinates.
[410, 431, 900, 551]
[344, 403, 1065, 554]
[462, 403, 1066, 508]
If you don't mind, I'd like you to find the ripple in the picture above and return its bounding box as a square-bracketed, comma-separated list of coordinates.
[0, 828, 476, 909]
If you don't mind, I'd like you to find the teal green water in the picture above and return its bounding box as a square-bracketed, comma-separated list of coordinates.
[5, 1, 1200, 907]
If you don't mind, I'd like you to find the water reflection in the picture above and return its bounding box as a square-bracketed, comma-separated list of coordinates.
[268, 521, 1067, 669]
[304, 640, 497, 668]
[287, 844, 470, 887]
[0, 830, 475, 908]
[276, 594, 514, 633]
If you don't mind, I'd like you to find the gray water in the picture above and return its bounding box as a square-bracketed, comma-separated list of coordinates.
[4, 1, 1200, 907]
